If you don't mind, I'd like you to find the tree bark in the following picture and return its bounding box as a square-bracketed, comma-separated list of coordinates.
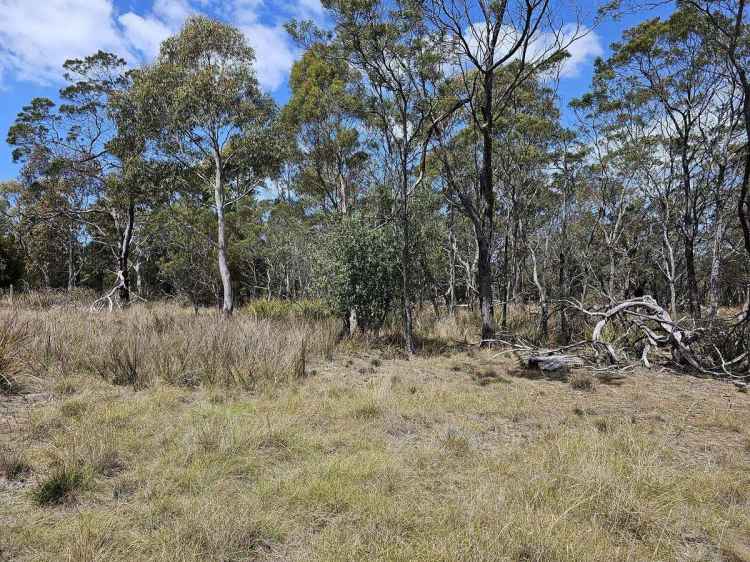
[116, 200, 135, 305]
[214, 156, 233, 315]
[478, 72, 496, 344]
[400, 124, 415, 355]
[707, 217, 724, 319]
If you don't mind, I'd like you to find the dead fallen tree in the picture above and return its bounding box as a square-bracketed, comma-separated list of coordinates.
[564, 296, 749, 383]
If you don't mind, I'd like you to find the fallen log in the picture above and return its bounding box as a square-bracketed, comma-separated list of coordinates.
[527, 354, 585, 374]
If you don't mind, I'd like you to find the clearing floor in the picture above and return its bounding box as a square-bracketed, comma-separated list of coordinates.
[2, 348, 749, 561]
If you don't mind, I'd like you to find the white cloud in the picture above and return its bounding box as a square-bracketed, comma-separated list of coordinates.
[240, 23, 298, 91]
[0, 0, 129, 84]
[0, 0, 322, 92]
[552, 25, 604, 78]
[118, 13, 173, 60]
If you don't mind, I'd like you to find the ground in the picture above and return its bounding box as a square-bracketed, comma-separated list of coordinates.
[2, 339, 750, 561]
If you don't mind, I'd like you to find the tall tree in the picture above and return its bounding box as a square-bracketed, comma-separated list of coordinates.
[129, 16, 280, 314]
[424, 0, 580, 343]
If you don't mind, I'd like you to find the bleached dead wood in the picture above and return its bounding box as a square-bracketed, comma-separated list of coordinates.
[566, 296, 749, 380]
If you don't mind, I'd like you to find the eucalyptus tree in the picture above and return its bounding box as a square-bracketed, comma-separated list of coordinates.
[605, 9, 729, 317]
[283, 45, 369, 215]
[679, 0, 750, 266]
[424, 0, 582, 343]
[128, 16, 282, 314]
[7, 51, 155, 303]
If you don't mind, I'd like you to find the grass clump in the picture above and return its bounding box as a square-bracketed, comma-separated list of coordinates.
[0, 446, 31, 480]
[0, 314, 28, 394]
[31, 465, 85, 505]
[569, 371, 596, 391]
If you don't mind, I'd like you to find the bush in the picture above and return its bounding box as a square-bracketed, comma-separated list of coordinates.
[0, 446, 31, 480]
[316, 215, 401, 331]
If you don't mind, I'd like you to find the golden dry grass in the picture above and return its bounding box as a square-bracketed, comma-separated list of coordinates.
[1, 303, 749, 561]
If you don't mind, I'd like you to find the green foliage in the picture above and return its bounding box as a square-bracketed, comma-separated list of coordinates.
[317, 215, 400, 330]
[0, 235, 24, 289]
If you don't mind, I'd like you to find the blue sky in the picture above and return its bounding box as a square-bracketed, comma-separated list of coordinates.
[0, 0, 673, 182]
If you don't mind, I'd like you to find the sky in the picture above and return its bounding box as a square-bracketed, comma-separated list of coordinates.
[0, 0, 674, 182]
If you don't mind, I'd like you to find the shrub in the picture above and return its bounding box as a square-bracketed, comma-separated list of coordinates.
[316, 215, 401, 331]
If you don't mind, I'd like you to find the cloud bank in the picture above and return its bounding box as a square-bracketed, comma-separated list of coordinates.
[0, 0, 322, 91]
[0, 0, 598, 93]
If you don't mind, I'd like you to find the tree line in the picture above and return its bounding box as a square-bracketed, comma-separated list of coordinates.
[1, 0, 749, 356]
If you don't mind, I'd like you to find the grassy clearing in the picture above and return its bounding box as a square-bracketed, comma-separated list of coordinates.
[1, 303, 749, 561]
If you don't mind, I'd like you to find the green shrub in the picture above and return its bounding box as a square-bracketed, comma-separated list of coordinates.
[316, 215, 401, 331]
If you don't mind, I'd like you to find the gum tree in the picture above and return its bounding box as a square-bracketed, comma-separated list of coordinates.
[129, 16, 280, 314]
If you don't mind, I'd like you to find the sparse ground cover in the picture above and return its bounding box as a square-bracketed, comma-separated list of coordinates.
[1, 304, 750, 561]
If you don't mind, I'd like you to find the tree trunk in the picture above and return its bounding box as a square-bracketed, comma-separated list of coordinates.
[477, 233, 494, 343]
[662, 224, 678, 318]
[684, 232, 700, 318]
[447, 206, 456, 315]
[477, 71, 496, 344]
[400, 134, 415, 355]
[116, 200, 135, 305]
[530, 245, 548, 342]
[739, 82, 750, 265]
[558, 187, 569, 344]
[681, 143, 701, 318]
[67, 221, 75, 291]
[707, 212, 724, 319]
[214, 157, 233, 315]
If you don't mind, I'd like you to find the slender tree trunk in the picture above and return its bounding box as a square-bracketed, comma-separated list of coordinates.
[214, 157, 233, 315]
[707, 210, 725, 319]
[681, 147, 701, 318]
[558, 187, 569, 343]
[117, 200, 135, 305]
[739, 84, 750, 264]
[447, 206, 456, 314]
[608, 247, 616, 301]
[530, 245, 548, 342]
[67, 221, 75, 291]
[400, 138, 415, 355]
[684, 231, 700, 318]
[477, 72, 496, 344]
[134, 258, 143, 297]
[501, 211, 510, 331]
[662, 223, 678, 318]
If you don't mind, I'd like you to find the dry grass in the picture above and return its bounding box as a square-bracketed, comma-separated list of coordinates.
[1, 301, 750, 561]
[1, 303, 338, 392]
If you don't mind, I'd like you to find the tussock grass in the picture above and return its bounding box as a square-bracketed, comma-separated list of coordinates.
[0, 314, 29, 394]
[31, 465, 86, 505]
[1, 303, 338, 390]
[0, 445, 31, 480]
